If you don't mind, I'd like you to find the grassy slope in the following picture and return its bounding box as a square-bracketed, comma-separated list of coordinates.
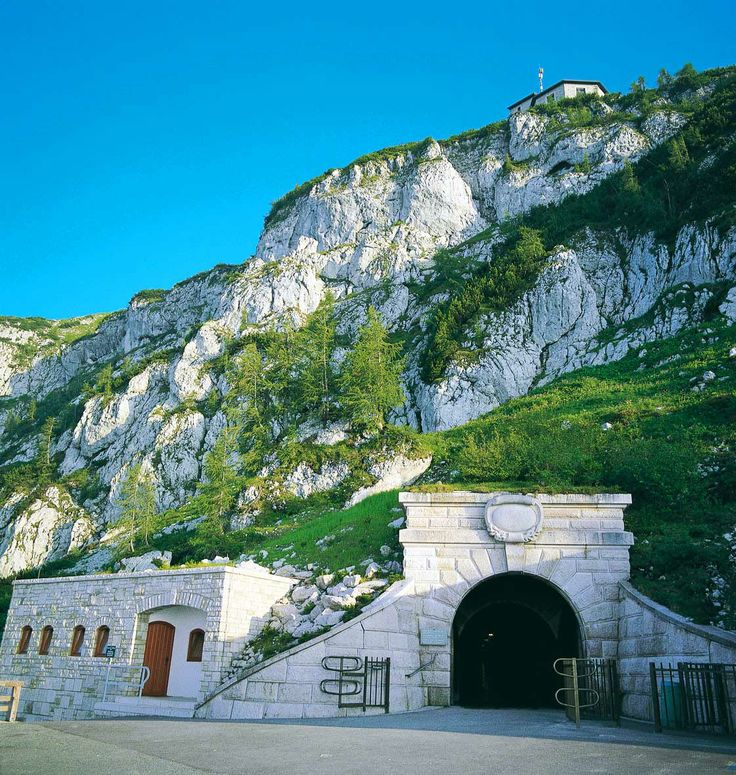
[152, 490, 403, 573]
[423, 314, 736, 628]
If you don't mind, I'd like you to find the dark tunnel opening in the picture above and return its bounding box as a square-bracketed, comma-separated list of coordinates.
[452, 573, 581, 708]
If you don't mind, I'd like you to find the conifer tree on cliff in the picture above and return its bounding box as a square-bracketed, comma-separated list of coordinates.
[117, 462, 157, 551]
[340, 307, 405, 433]
[296, 291, 336, 424]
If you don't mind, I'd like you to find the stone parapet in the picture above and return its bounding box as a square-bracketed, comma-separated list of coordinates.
[617, 581, 736, 720]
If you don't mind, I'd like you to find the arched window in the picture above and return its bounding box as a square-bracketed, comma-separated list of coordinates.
[69, 625, 85, 656]
[187, 628, 205, 662]
[38, 625, 54, 655]
[16, 625, 32, 654]
[93, 625, 110, 657]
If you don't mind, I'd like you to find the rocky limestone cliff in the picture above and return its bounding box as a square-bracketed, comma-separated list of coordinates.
[1, 70, 735, 576]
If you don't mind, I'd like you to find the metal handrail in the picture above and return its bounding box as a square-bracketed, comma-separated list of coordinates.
[406, 654, 437, 678]
[101, 663, 151, 703]
[137, 666, 151, 697]
[553, 657, 601, 728]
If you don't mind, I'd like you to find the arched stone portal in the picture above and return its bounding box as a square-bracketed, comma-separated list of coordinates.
[398, 491, 634, 707]
[453, 573, 581, 707]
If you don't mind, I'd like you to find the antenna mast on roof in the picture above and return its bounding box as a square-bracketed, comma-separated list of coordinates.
[538, 67, 544, 93]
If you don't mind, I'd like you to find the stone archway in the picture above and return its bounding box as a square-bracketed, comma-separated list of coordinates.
[452, 573, 581, 707]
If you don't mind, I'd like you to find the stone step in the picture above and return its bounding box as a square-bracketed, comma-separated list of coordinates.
[94, 696, 196, 719]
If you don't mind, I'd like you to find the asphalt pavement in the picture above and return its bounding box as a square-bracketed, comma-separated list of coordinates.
[2, 707, 735, 775]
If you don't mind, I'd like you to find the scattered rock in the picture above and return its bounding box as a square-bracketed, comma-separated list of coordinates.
[315, 573, 335, 590]
[313, 609, 346, 627]
[291, 584, 319, 604]
[364, 562, 381, 578]
[271, 603, 300, 623]
[119, 550, 172, 573]
[322, 594, 356, 611]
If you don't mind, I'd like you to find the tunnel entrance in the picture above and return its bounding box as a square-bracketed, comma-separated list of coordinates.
[452, 573, 581, 708]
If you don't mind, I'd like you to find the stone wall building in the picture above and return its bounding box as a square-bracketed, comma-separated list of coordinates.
[0, 565, 294, 719]
[508, 80, 608, 113]
[1, 490, 735, 723]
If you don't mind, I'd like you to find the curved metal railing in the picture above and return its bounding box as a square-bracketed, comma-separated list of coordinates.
[101, 664, 151, 703]
[553, 657, 600, 728]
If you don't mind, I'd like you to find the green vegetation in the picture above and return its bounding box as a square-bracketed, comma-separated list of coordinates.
[149, 489, 402, 572]
[0, 312, 111, 368]
[439, 119, 507, 147]
[339, 308, 406, 434]
[116, 463, 157, 551]
[423, 316, 736, 628]
[292, 293, 337, 423]
[197, 427, 242, 536]
[131, 289, 168, 305]
[422, 226, 548, 380]
[421, 66, 736, 381]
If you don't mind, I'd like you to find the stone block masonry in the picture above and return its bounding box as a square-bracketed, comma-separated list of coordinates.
[4, 490, 736, 723]
[197, 492, 637, 719]
[617, 581, 736, 720]
[0, 566, 293, 720]
[197, 491, 736, 723]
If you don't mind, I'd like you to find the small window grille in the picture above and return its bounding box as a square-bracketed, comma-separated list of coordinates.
[187, 629, 205, 662]
[69, 625, 85, 656]
[17, 625, 32, 654]
[38, 625, 54, 655]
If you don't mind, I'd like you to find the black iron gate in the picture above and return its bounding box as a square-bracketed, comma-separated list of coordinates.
[554, 658, 620, 727]
[319, 656, 391, 712]
[650, 662, 735, 735]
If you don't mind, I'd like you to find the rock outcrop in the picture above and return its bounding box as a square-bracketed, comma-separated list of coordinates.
[1, 76, 734, 575]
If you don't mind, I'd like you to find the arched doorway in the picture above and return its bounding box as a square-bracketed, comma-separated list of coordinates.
[139, 606, 207, 698]
[452, 573, 581, 708]
[142, 621, 175, 696]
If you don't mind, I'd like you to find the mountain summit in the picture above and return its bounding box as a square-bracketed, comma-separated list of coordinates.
[1, 64, 735, 629]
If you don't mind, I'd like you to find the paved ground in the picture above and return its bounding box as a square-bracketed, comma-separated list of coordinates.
[2, 707, 736, 775]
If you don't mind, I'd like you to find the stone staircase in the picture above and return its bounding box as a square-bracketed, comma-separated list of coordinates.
[94, 695, 196, 719]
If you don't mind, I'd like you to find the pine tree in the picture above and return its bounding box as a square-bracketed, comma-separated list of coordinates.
[295, 292, 336, 423]
[339, 307, 405, 433]
[227, 343, 270, 474]
[198, 427, 240, 533]
[227, 343, 266, 421]
[657, 68, 673, 89]
[117, 463, 157, 551]
[38, 417, 56, 484]
[96, 364, 114, 402]
[630, 75, 646, 94]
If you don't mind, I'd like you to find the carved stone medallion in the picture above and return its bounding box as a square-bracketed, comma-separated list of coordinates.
[484, 493, 543, 543]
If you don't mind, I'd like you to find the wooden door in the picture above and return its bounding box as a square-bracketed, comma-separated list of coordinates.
[142, 621, 175, 697]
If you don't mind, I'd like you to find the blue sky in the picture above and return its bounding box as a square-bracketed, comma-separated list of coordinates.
[1, 1, 734, 319]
